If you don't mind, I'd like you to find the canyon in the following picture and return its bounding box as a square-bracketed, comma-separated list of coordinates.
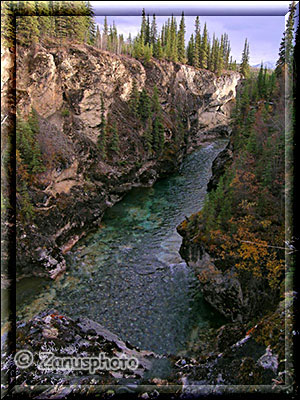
[2, 40, 290, 397]
[2, 41, 240, 278]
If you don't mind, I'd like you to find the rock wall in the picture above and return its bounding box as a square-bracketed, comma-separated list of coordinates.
[176, 229, 278, 323]
[2, 41, 241, 277]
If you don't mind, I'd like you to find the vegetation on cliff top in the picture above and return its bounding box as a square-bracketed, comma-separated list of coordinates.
[2, 1, 247, 76]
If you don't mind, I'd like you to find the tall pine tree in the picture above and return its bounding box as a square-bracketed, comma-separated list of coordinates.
[177, 12, 186, 63]
[240, 38, 250, 78]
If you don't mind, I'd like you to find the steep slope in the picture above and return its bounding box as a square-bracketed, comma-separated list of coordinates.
[2, 41, 240, 278]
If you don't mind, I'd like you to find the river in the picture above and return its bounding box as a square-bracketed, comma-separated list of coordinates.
[16, 140, 228, 356]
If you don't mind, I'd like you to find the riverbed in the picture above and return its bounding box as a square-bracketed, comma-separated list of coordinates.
[16, 140, 228, 355]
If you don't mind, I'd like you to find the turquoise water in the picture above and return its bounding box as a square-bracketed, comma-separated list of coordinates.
[17, 141, 228, 355]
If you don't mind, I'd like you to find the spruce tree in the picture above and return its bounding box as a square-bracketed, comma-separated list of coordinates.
[207, 38, 211, 69]
[155, 37, 163, 59]
[141, 8, 147, 44]
[16, 1, 40, 46]
[16, 110, 44, 175]
[151, 86, 160, 113]
[257, 62, 265, 98]
[212, 36, 220, 73]
[164, 18, 172, 60]
[187, 34, 194, 66]
[52, 1, 69, 40]
[145, 15, 150, 45]
[286, 1, 296, 70]
[240, 38, 250, 78]
[223, 33, 231, 69]
[129, 80, 140, 116]
[35, 1, 52, 38]
[85, 0, 96, 45]
[170, 15, 178, 62]
[276, 1, 296, 72]
[143, 43, 153, 64]
[1, 1, 15, 48]
[216, 35, 224, 76]
[132, 33, 144, 59]
[194, 16, 201, 68]
[102, 16, 108, 50]
[150, 14, 157, 46]
[177, 12, 186, 63]
[104, 16, 108, 35]
[95, 24, 101, 48]
[200, 22, 208, 68]
[276, 32, 286, 71]
[138, 88, 151, 121]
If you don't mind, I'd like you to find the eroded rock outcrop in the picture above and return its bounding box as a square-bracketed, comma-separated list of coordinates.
[176, 228, 278, 323]
[2, 41, 240, 277]
[2, 309, 165, 398]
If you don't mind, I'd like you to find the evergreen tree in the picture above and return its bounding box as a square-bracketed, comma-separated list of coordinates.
[16, 1, 40, 46]
[141, 8, 147, 44]
[216, 35, 224, 76]
[143, 43, 153, 63]
[1, 1, 15, 48]
[52, 1, 69, 39]
[170, 15, 178, 62]
[177, 12, 186, 63]
[207, 37, 211, 69]
[285, 1, 296, 70]
[257, 62, 265, 98]
[35, 1, 52, 38]
[240, 38, 250, 78]
[161, 24, 165, 47]
[16, 110, 44, 175]
[212, 37, 220, 73]
[223, 33, 231, 69]
[200, 22, 208, 68]
[151, 86, 160, 113]
[145, 15, 151, 45]
[138, 88, 151, 121]
[276, 1, 296, 72]
[276, 32, 286, 71]
[102, 16, 108, 49]
[152, 117, 164, 154]
[187, 34, 194, 65]
[85, 0, 96, 45]
[194, 16, 201, 68]
[129, 80, 140, 116]
[132, 33, 144, 59]
[150, 14, 157, 46]
[104, 16, 108, 35]
[164, 19, 172, 60]
[231, 59, 237, 71]
[95, 24, 101, 48]
[155, 37, 163, 59]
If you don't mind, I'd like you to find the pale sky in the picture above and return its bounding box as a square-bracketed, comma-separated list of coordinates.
[91, 1, 292, 65]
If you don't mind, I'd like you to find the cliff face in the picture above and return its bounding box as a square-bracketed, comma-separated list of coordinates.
[177, 228, 279, 323]
[2, 41, 240, 277]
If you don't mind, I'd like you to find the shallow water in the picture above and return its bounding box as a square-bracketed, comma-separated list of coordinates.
[17, 141, 228, 355]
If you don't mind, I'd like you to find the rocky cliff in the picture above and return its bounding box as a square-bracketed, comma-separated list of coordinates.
[177, 225, 279, 323]
[2, 41, 240, 278]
